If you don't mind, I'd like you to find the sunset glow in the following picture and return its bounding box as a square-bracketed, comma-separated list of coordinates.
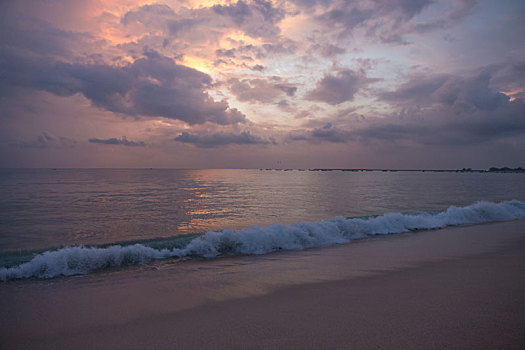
[1, 0, 524, 168]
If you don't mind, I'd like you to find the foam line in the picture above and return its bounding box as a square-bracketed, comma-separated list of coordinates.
[2, 200, 525, 281]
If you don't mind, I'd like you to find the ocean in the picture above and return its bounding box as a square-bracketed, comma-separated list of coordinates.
[1, 168, 525, 280]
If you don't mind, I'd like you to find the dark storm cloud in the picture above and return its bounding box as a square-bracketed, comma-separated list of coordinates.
[290, 99, 525, 146]
[316, 0, 433, 34]
[380, 70, 510, 111]
[0, 15, 83, 58]
[313, 0, 476, 43]
[489, 62, 525, 101]
[305, 69, 376, 105]
[287, 123, 351, 143]
[88, 137, 146, 147]
[380, 75, 450, 103]
[310, 123, 350, 143]
[351, 100, 525, 146]
[0, 48, 246, 125]
[174, 131, 271, 148]
[10, 132, 77, 149]
[292, 65, 525, 146]
[228, 78, 297, 103]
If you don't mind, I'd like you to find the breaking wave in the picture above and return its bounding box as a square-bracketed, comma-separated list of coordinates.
[2, 200, 525, 281]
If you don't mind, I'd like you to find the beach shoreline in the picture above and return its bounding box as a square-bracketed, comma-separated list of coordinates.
[1, 220, 525, 349]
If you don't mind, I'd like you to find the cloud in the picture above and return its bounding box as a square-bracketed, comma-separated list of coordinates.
[291, 65, 525, 146]
[314, 0, 476, 43]
[380, 69, 510, 111]
[310, 123, 350, 143]
[290, 0, 333, 11]
[121, 4, 176, 27]
[250, 64, 265, 71]
[228, 78, 297, 103]
[216, 48, 236, 58]
[1, 0, 523, 169]
[10, 132, 77, 149]
[487, 62, 525, 101]
[317, 0, 432, 36]
[0, 48, 246, 125]
[305, 69, 376, 105]
[212, 0, 286, 38]
[374, 69, 525, 144]
[122, 1, 286, 42]
[289, 97, 525, 146]
[174, 131, 271, 148]
[350, 100, 525, 146]
[288, 123, 351, 143]
[212, 1, 253, 25]
[308, 43, 346, 58]
[221, 40, 297, 63]
[0, 15, 88, 59]
[414, 0, 479, 33]
[88, 137, 146, 147]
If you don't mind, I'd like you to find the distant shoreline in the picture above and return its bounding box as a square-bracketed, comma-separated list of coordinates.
[261, 167, 525, 173]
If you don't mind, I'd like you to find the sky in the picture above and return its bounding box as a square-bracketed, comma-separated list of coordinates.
[0, 0, 524, 169]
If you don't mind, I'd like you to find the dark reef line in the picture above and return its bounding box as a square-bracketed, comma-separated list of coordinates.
[260, 167, 525, 173]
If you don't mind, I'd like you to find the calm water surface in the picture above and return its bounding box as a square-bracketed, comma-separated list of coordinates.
[1, 169, 524, 252]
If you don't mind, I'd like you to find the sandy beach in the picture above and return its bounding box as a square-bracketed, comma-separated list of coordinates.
[1, 220, 525, 349]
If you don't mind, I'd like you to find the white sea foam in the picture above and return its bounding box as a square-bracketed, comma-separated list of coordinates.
[2, 200, 525, 281]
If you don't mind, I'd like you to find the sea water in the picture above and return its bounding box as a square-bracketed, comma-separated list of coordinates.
[1, 168, 524, 280]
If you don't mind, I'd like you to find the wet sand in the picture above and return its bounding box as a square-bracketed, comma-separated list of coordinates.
[1, 220, 525, 349]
